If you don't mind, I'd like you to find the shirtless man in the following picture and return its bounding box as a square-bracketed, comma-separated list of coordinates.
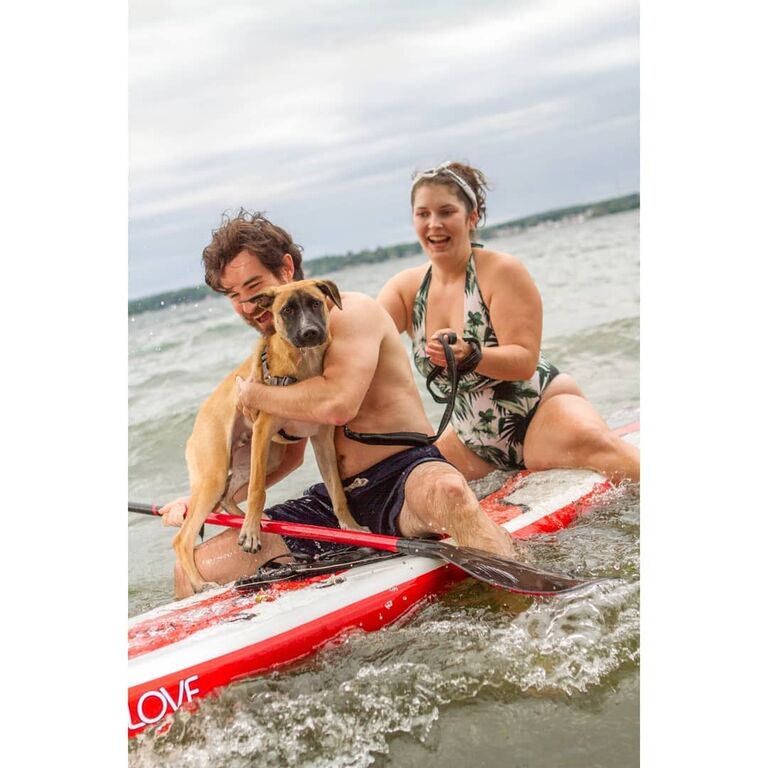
[162, 210, 515, 598]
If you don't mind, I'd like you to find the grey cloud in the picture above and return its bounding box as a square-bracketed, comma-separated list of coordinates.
[129, 0, 638, 298]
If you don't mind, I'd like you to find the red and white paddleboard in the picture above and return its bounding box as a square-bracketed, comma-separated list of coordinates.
[128, 420, 639, 738]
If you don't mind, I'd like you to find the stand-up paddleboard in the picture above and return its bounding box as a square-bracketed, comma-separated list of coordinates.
[128, 419, 639, 738]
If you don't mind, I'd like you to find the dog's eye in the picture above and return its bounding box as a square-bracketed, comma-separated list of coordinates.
[311, 299, 322, 309]
[281, 306, 293, 316]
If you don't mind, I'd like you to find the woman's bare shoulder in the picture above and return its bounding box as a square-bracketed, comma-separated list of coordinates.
[378, 264, 429, 335]
[478, 248, 534, 282]
[383, 263, 430, 294]
[476, 248, 539, 302]
[478, 247, 526, 271]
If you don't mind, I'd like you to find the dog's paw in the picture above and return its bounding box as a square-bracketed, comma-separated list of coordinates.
[338, 518, 369, 533]
[190, 579, 221, 594]
[238, 528, 262, 554]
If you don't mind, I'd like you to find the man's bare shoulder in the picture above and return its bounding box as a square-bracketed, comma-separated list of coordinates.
[338, 290, 377, 306]
[336, 290, 381, 314]
[333, 291, 389, 329]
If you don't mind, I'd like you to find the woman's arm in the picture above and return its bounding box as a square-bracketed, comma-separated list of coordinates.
[424, 253, 542, 381]
[477, 253, 542, 380]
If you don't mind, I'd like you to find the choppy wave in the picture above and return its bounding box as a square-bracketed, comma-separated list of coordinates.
[548, 316, 639, 358]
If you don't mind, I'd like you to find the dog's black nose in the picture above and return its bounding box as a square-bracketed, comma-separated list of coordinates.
[298, 327, 322, 346]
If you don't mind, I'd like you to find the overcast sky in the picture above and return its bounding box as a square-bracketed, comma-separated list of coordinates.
[129, 0, 638, 299]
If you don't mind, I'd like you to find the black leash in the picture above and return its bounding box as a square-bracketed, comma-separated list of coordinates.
[343, 332, 459, 447]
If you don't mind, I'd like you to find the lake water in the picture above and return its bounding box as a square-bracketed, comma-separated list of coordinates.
[128, 209, 639, 767]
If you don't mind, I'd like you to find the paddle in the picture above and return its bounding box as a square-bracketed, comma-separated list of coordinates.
[129, 502, 600, 596]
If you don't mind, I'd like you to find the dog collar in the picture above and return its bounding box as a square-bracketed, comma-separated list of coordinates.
[261, 350, 298, 387]
[260, 350, 302, 442]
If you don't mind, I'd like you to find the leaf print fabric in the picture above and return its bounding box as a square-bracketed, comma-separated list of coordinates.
[411, 253, 560, 469]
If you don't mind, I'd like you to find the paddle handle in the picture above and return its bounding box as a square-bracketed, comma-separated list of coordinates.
[129, 502, 401, 552]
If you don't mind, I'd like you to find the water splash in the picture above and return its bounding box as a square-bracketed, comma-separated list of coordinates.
[131, 555, 638, 767]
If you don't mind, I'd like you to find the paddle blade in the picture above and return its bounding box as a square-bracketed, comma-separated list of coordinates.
[399, 539, 601, 596]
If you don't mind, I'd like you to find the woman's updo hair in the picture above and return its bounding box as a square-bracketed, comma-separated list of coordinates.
[410, 161, 489, 226]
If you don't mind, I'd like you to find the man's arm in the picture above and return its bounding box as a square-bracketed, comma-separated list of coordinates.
[237, 293, 384, 425]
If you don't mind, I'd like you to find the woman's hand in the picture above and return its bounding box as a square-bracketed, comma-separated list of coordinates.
[425, 328, 470, 368]
[159, 497, 189, 527]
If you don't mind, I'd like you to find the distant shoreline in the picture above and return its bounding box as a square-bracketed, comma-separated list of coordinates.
[128, 192, 638, 316]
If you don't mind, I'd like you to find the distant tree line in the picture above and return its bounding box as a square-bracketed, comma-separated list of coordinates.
[480, 192, 639, 237]
[128, 283, 215, 316]
[303, 240, 422, 277]
[129, 192, 639, 317]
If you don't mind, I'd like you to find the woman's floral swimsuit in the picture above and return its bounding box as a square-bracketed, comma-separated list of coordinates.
[412, 252, 560, 470]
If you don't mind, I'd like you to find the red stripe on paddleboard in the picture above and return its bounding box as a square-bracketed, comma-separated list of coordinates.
[482, 471, 530, 524]
[128, 564, 464, 738]
[613, 420, 640, 437]
[511, 481, 613, 537]
[129, 575, 335, 660]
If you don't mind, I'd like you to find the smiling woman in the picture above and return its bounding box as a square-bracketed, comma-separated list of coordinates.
[378, 161, 640, 484]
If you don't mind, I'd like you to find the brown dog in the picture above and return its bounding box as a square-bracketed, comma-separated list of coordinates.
[173, 279, 361, 594]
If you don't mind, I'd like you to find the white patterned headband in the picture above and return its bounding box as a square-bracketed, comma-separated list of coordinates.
[411, 162, 478, 211]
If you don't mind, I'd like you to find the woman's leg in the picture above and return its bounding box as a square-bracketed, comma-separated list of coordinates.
[434, 427, 499, 481]
[522, 374, 640, 483]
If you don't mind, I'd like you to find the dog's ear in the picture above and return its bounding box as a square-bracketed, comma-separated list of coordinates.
[314, 280, 343, 311]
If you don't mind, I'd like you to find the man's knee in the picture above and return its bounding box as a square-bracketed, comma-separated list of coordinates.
[425, 469, 503, 544]
[400, 464, 477, 536]
[430, 470, 475, 507]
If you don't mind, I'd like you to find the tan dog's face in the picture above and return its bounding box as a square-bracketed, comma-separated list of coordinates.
[250, 280, 343, 348]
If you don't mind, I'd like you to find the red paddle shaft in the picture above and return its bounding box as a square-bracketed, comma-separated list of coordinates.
[128, 502, 599, 595]
[129, 502, 400, 551]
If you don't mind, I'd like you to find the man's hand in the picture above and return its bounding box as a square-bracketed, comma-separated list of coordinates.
[425, 328, 470, 368]
[235, 376, 262, 423]
[159, 497, 189, 527]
